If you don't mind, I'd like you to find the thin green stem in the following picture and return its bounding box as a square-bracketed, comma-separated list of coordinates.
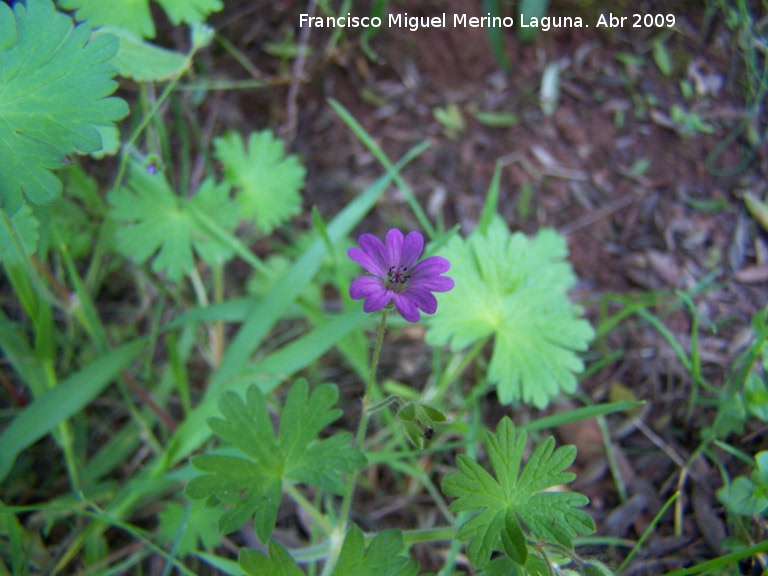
[339, 309, 389, 528]
[284, 483, 334, 535]
[355, 309, 389, 450]
[618, 491, 679, 574]
[212, 262, 225, 368]
[430, 336, 489, 400]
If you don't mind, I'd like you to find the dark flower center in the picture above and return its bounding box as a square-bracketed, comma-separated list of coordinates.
[387, 265, 410, 286]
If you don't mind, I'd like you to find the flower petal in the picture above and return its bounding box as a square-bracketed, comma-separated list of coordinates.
[385, 229, 404, 269]
[348, 246, 386, 276]
[358, 233, 387, 272]
[349, 276, 384, 300]
[393, 293, 420, 322]
[403, 287, 438, 315]
[363, 288, 393, 313]
[409, 255, 451, 279]
[411, 274, 455, 293]
[400, 231, 424, 269]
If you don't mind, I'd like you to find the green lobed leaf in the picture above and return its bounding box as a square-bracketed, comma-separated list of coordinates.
[185, 380, 365, 542]
[744, 373, 768, 421]
[240, 541, 304, 576]
[478, 556, 525, 576]
[108, 164, 238, 280]
[0, 0, 128, 214]
[717, 450, 768, 516]
[0, 4, 16, 51]
[156, 500, 221, 557]
[58, 0, 222, 39]
[0, 338, 147, 481]
[157, 0, 223, 27]
[426, 216, 595, 408]
[442, 417, 595, 569]
[717, 476, 768, 517]
[214, 130, 306, 233]
[333, 524, 419, 576]
[92, 27, 189, 81]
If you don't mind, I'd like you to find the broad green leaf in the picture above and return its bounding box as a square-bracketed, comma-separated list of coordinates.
[0, 0, 128, 214]
[214, 130, 306, 233]
[744, 373, 768, 421]
[58, 0, 154, 38]
[0, 338, 146, 481]
[185, 380, 365, 542]
[717, 476, 768, 517]
[91, 125, 121, 158]
[157, 500, 221, 557]
[717, 450, 768, 516]
[92, 27, 189, 81]
[442, 417, 595, 569]
[156, 0, 223, 27]
[240, 541, 304, 576]
[238, 525, 419, 576]
[479, 556, 525, 576]
[426, 217, 594, 408]
[58, 0, 222, 39]
[333, 524, 419, 576]
[0, 4, 16, 51]
[108, 164, 238, 280]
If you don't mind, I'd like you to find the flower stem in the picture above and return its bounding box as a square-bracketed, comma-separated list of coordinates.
[284, 483, 334, 535]
[356, 309, 389, 448]
[430, 335, 489, 400]
[339, 309, 389, 529]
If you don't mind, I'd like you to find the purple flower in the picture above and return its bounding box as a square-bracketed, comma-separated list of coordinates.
[348, 229, 454, 322]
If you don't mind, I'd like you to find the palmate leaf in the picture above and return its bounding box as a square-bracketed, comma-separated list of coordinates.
[717, 451, 768, 516]
[238, 525, 418, 576]
[442, 417, 595, 569]
[157, 499, 221, 557]
[92, 26, 189, 82]
[108, 163, 238, 280]
[58, 0, 223, 39]
[240, 541, 304, 576]
[425, 217, 594, 408]
[214, 130, 306, 233]
[333, 524, 419, 576]
[185, 380, 365, 543]
[0, 0, 128, 215]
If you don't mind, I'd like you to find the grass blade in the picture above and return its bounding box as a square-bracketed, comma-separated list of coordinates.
[0, 338, 146, 481]
[328, 99, 436, 238]
[520, 400, 645, 432]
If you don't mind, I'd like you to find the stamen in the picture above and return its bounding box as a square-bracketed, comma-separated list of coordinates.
[387, 265, 411, 285]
